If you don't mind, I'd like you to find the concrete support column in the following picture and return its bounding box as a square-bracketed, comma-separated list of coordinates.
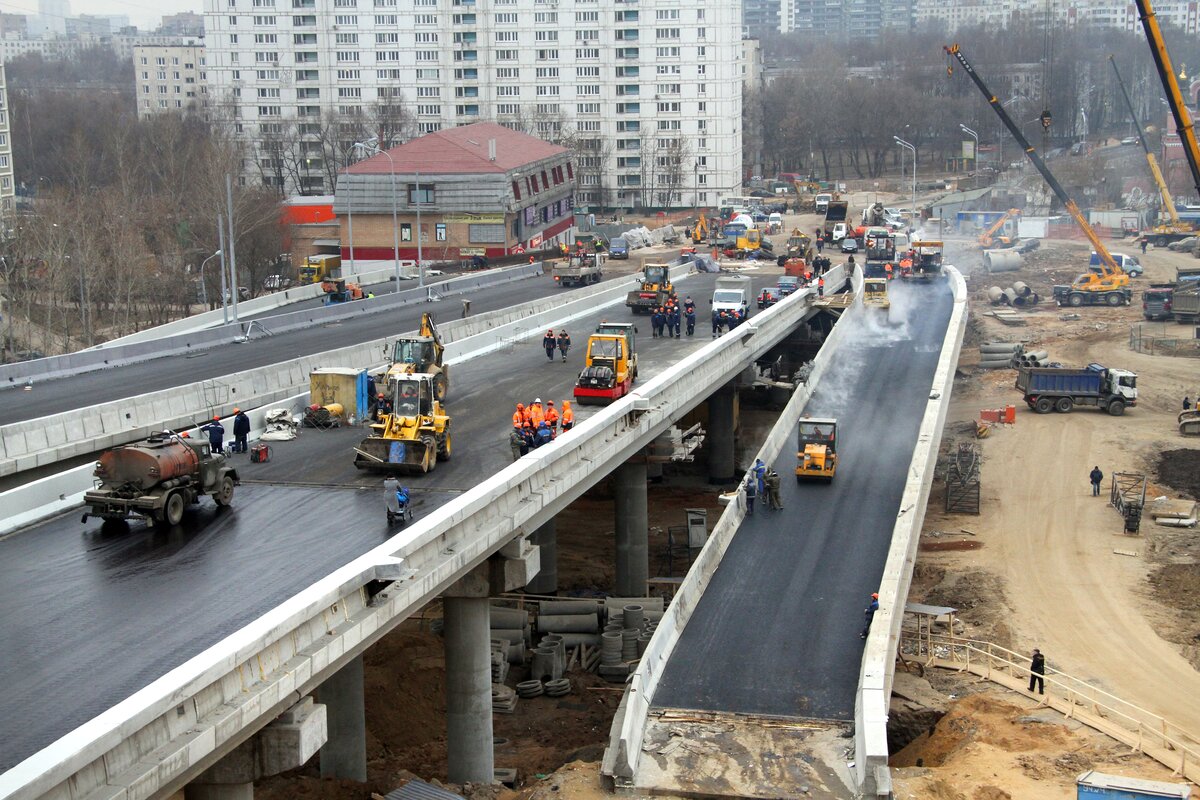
[524, 519, 558, 595]
[707, 383, 737, 485]
[318, 655, 367, 782]
[614, 459, 649, 597]
[444, 595, 495, 784]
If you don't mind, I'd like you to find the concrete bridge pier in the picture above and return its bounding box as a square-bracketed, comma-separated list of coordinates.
[318, 655, 367, 781]
[706, 383, 737, 485]
[524, 519, 557, 594]
[186, 697, 326, 800]
[614, 458, 648, 597]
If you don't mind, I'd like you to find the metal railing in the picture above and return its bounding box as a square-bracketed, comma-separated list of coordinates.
[903, 630, 1200, 783]
[1129, 322, 1200, 357]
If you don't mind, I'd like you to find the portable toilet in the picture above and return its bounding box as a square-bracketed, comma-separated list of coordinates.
[309, 367, 369, 422]
[1076, 771, 1191, 800]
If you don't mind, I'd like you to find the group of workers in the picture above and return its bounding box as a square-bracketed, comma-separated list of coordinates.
[199, 408, 251, 455]
[542, 329, 572, 362]
[743, 458, 783, 514]
[711, 307, 749, 338]
[509, 397, 576, 459]
[651, 295, 697, 338]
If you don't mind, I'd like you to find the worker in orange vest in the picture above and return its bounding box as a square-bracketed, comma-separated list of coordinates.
[560, 400, 575, 431]
[817, 276, 825, 297]
[544, 400, 559, 433]
[529, 398, 545, 426]
[884, 262, 894, 280]
[512, 403, 526, 428]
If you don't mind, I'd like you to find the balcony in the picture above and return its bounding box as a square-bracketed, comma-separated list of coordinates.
[616, 47, 638, 59]
[615, 29, 638, 40]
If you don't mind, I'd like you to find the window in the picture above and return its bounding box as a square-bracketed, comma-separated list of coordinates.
[254, 33, 277, 42]
[577, 66, 599, 78]
[534, 30, 557, 41]
[258, 105, 281, 115]
[576, 10, 597, 21]
[452, 13, 475, 23]
[454, 50, 478, 62]
[657, 83, 680, 95]
[416, 68, 439, 79]
[497, 103, 519, 115]
[376, 50, 400, 61]
[617, 157, 640, 168]
[655, 8, 679, 19]
[496, 50, 518, 61]
[334, 13, 354, 23]
[415, 32, 438, 43]
[435, 223, 447, 242]
[534, 11, 556, 22]
[417, 86, 440, 97]
[615, 103, 639, 115]
[656, 47, 680, 58]
[697, 100, 706, 112]
[576, 29, 598, 41]
[408, 183, 435, 204]
[495, 31, 518, 42]
[417, 104, 440, 115]
[576, 47, 599, 59]
[229, 15, 238, 24]
[656, 27, 680, 39]
[494, 11, 517, 23]
[537, 49, 558, 60]
[496, 85, 519, 96]
[536, 67, 558, 79]
[616, 120, 639, 132]
[337, 68, 360, 79]
[255, 51, 280, 62]
[415, 13, 437, 23]
[697, 27, 706, 39]
[497, 67, 519, 78]
[577, 102, 599, 114]
[297, 87, 319, 98]
[257, 87, 280, 98]
[657, 101, 680, 113]
[293, 14, 316, 25]
[338, 87, 362, 98]
[377, 68, 402, 79]
[578, 84, 600, 95]
[253, 14, 276, 23]
[657, 120, 681, 130]
[577, 120, 600, 132]
[378, 86, 404, 99]
[401, 223, 412, 241]
[416, 50, 439, 61]
[616, 65, 639, 77]
[536, 85, 559, 96]
[374, 13, 395, 23]
[295, 52, 317, 62]
[293, 33, 316, 44]
[336, 32, 358, 43]
[455, 86, 478, 97]
[336, 51, 360, 62]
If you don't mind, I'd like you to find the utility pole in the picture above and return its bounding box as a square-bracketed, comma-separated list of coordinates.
[226, 175, 240, 322]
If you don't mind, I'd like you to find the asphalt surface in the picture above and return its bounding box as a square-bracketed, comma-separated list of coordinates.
[0, 269, 782, 770]
[0, 274, 562, 424]
[653, 279, 954, 721]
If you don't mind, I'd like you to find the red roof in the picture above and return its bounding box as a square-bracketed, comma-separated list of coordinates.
[344, 122, 567, 176]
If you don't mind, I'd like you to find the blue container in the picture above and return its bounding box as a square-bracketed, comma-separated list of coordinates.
[1077, 770, 1190, 799]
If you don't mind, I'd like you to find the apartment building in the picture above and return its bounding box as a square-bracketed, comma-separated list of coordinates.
[203, 0, 743, 208]
[0, 65, 13, 215]
[913, 0, 1198, 35]
[134, 43, 207, 118]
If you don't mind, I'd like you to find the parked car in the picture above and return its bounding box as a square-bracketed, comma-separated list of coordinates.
[1120, 136, 1140, 146]
[840, 237, 859, 254]
[609, 237, 629, 259]
[777, 276, 801, 296]
[263, 274, 293, 291]
[757, 287, 782, 308]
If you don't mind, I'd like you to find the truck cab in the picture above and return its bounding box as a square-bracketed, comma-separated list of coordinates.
[796, 418, 838, 481]
[815, 193, 833, 213]
[712, 274, 752, 318]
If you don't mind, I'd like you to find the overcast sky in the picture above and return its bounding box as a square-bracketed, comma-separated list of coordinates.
[0, 0, 199, 31]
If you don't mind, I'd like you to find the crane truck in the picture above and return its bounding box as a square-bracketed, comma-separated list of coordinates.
[946, 44, 1132, 309]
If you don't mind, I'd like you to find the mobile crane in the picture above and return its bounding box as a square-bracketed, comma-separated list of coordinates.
[945, 44, 1132, 308]
[978, 208, 1021, 248]
[1109, 55, 1195, 246]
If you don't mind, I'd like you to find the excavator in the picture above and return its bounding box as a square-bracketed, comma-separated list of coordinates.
[383, 312, 449, 401]
[691, 212, 710, 244]
[977, 209, 1020, 248]
[353, 373, 451, 474]
[1109, 55, 1195, 247]
[625, 262, 676, 314]
[795, 418, 838, 482]
[946, 44, 1132, 308]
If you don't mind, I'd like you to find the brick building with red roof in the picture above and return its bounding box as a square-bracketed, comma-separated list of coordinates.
[332, 122, 577, 263]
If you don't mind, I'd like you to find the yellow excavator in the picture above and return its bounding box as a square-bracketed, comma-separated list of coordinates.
[795, 418, 838, 482]
[354, 373, 451, 474]
[947, 44, 1132, 308]
[691, 212, 710, 244]
[383, 312, 449, 401]
[978, 209, 1020, 248]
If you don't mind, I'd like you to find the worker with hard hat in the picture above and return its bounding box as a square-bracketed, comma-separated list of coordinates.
[232, 407, 251, 453]
[512, 403, 526, 428]
[202, 415, 225, 454]
[560, 400, 575, 432]
[544, 400, 559, 433]
[543, 329, 557, 361]
[861, 592, 880, 639]
[529, 398, 545, 427]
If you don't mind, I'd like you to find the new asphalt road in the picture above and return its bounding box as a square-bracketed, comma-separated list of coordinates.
[653, 279, 953, 720]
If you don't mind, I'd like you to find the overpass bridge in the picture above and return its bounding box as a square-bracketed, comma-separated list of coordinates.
[0, 264, 852, 800]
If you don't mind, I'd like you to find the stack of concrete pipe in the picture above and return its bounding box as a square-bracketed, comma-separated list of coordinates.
[595, 599, 664, 682]
[987, 281, 1040, 307]
[978, 341, 1050, 370]
[489, 605, 529, 665]
[536, 599, 601, 648]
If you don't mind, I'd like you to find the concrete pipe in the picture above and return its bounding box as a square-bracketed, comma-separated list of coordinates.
[621, 628, 639, 661]
[489, 607, 529, 628]
[979, 357, 1015, 367]
[537, 613, 599, 633]
[490, 627, 525, 644]
[637, 634, 651, 657]
[540, 600, 600, 616]
[1023, 350, 1048, 361]
[540, 634, 566, 674]
[979, 343, 1022, 354]
[603, 622, 623, 633]
[531, 647, 561, 682]
[985, 249, 1022, 273]
[600, 631, 623, 665]
[1002, 287, 1019, 305]
[623, 604, 645, 632]
[987, 286, 1006, 305]
[1027, 293, 1041, 305]
[1012, 280, 1031, 296]
[555, 633, 603, 648]
[507, 639, 525, 665]
[979, 360, 1015, 370]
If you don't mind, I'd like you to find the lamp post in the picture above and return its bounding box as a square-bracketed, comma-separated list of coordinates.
[894, 136, 917, 227]
[959, 124, 979, 172]
[354, 138, 401, 287]
[198, 249, 222, 308]
[415, 170, 424, 288]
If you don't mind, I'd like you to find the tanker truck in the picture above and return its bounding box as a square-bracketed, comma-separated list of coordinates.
[82, 432, 240, 526]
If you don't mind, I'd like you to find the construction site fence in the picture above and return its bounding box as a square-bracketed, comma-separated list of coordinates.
[902, 630, 1200, 784]
[1129, 323, 1200, 357]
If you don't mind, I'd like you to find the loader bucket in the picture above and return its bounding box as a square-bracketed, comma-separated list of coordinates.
[354, 435, 436, 474]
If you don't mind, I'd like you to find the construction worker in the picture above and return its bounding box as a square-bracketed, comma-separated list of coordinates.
[544, 400, 559, 432]
[667, 305, 681, 338]
[884, 262, 894, 280]
[651, 307, 665, 338]
[510, 427, 526, 460]
[861, 593, 879, 639]
[685, 304, 696, 336]
[534, 421, 554, 447]
[512, 403, 526, 428]
[711, 308, 721, 338]
[543, 330, 557, 361]
[529, 398, 545, 427]
[366, 375, 377, 416]
[520, 422, 536, 452]
[815, 235, 825, 253]
[560, 400, 575, 431]
[744, 472, 757, 515]
[202, 416, 225, 454]
[818, 276, 825, 297]
[683, 295, 695, 315]
[765, 469, 783, 510]
[556, 330, 570, 362]
[232, 408, 250, 453]
[376, 393, 392, 420]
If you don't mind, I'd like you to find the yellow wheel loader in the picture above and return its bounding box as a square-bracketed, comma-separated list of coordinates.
[354, 373, 451, 474]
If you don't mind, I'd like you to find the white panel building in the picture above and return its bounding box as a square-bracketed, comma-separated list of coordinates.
[134, 43, 208, 118]
[0, 65, 13, 215]
[203, 0, 744, 207]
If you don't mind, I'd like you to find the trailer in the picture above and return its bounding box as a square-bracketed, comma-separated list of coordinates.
[1015, 363, 1138, 416]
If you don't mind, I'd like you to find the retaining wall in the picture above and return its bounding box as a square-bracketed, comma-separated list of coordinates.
[853, 266, 968, 797]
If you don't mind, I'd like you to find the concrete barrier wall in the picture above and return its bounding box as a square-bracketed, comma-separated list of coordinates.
[0, 267, 848, 800]
[0, 264, 543, 387]
[601, 265, 856, 785]
[853, 267, 968, 797]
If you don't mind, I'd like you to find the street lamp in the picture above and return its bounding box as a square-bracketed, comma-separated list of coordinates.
[894, 136, 917, 228]
[198, 249, 222, 308]
[354, 138, 401, 288]
[959, 124, 979, 172]
[414, 170, 425, 289]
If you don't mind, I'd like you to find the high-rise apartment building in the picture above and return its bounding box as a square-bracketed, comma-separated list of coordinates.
[204, 0, 744, 207]
[0, 65, 14, 215]
[134, 43, 207, 118]
[913, 0, 1198, 35]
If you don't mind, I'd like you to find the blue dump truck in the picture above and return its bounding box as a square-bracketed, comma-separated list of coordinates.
[1016, 363, 1138, 416]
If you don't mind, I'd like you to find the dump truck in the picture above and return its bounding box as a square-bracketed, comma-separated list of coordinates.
[796, 418, 838, 481]
[299, 254, 341, 284]
[822, 200, 849, 238]
[625, 262, 675, 314]
[1015, 363, 1138, 416]
[1142, 285, 1175, 320]
[553, 251, 604, 287]
[1169, 267, 1200, 322]
[383, 313, 449, 401]
[574, 328, 637, 405]
[82, 433, 239, 526]
[354, 373, 451, 473]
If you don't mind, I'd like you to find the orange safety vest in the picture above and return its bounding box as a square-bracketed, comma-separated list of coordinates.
[545, 408, 559, 427]
[561, 407, 574, 428]
[512, 409, 524, 427]
[530, 405, 545, 425]
[522, 406, 533, 426]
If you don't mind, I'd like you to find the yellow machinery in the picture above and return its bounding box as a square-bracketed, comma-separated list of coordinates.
[947, 44, 1132, 308]
[384, 312, 448, 401]
[977, 209, 1020, 248]
[625, 262, 676, 313]
[573, 330, 636, 404]
[786, 228, 813, 262]
[691, 212, 710, 244]
[354, 373, 451, 474]
[299, 254, 341, 284]
[863, 277, 890, 309]
[795, 418, 838, 482]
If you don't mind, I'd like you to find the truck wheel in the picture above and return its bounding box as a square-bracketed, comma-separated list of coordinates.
[1106, 292, 1122, 306]
[1108, 400, 1126, 416]
[163, 491, 185, 526]
[1035, 397, 1054, 414]
[1055, 397, 1073, 413]
[1068, 293, 1084, 307]
[215, 475, 235, 507]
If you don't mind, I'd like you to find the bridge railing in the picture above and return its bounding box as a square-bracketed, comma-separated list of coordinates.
[0, 265, 845, 800]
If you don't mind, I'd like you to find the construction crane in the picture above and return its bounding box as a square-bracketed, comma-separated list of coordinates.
[1134, 0, 1200, 201]
[945, 44, 1132, 308]
[978, 208, 1021, 248]
[1109, 55, 1194, 245]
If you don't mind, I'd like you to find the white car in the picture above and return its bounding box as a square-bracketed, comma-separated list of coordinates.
[831, 223, 848, 242]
